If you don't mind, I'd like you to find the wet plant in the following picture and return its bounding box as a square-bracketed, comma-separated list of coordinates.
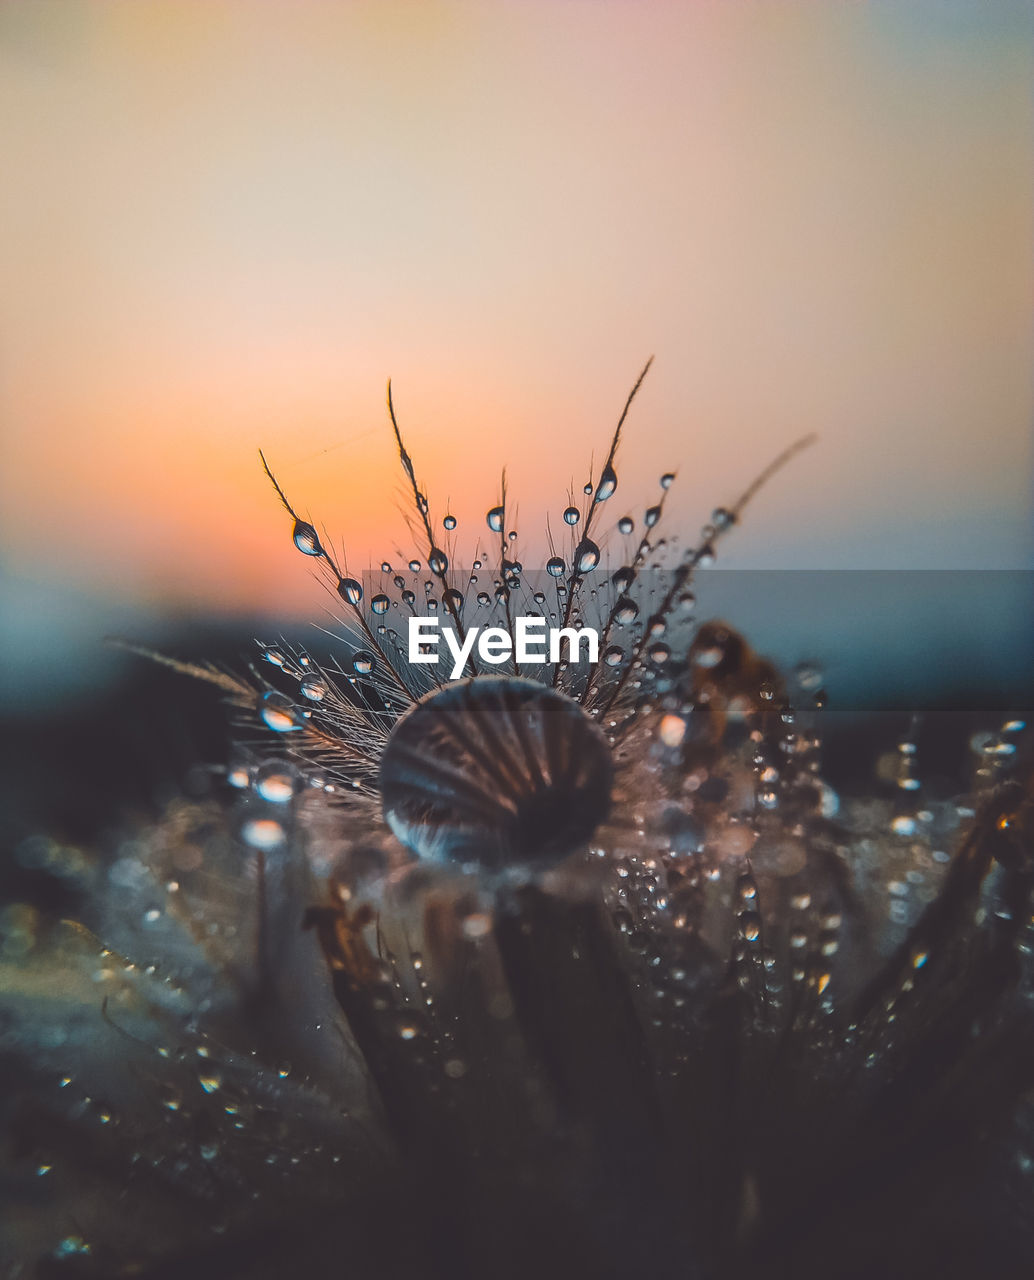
[1, 364, 1032, 1279]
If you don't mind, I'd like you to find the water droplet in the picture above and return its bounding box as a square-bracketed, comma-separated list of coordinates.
[227, 766, 250, 788]
[740, 913, 761, 942]
[574, 538, 600, 572]
[402, 589, 415, 605]
[353, 651, 375, 675]
[254, 761, 299, 804]
[381, 561, 392, 573]
[546, 556, 566, 578]
[712, 507, 735, 532]
[647, 642, 671, 664]
[487, 506, 504, 533]
[660, 473, 675, 490]
[261, 691, 302, 733]
[264, 648, 286, 667]
[476, 591, 490, 606]
[395, 1013, 427, 1041]
[337, 577, 363, 606]
[300, 674, 328, 701]
[596, 465, 617, 501]
[644, 505, 661, 528]
[563, 506, 580, 526]
[380, 677, 613, 870]
[409, 559, 421, 573]
[241, 818, 287, 850]
[292, 520, 322, 556]
[697, 542, 716, 566]
[613, 596, 639, 626]
[794, 662, 823, 691]
[443, 514, 457, 531]
[604, 645, 624, 667]
[371, 594, 390, 615]
[583, 482, 593, 496]
[658, 714, 686, 747]
[617, 516, 633, 535]
[428, 548, 449, 575]
[444, 588, 464, 612]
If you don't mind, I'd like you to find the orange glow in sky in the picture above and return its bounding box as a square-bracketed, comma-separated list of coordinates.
[1, 1, 1031, 622]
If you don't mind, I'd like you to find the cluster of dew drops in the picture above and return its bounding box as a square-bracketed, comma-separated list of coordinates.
[230, 450, 734, 859]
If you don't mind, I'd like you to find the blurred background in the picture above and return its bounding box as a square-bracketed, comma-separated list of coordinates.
[1, 1, 1031, 842]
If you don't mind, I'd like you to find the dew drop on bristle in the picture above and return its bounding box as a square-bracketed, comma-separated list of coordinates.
[712, 507, 736, 532]
[443, 514, 457, 531]
[618, 516, 634, 535]
[254, 761, 299, 804]
[596, 465, 617, 501]
[292, 520, 322, 556]
[583, 482, 593, 496]
[409, 559, 421, 573]
[337, 578, 363, 606]
[241, 818, 287, 851]
[605, 645, 624, 667]
[613, 596, 639, 626]
[300, 675, 328, 701]
[381, 561, 392, 573]
[644, 505, 661, 528]
[379, 677, 613, 871]
[487, 506, 504, 533]
[563, 506, 580, 526]
[476, 591, 490, 606]
[371, 594, 389, 615]
[660, 472, 674, 490]
[428, 548, 449, 574]
[574, 539, 600, 572]
[648, 642, 671, 664]
[444, 588, 464, 611]
[546, 556, 566, 578]
[352, 652, 375, 675]
[260, 692, 302, 733]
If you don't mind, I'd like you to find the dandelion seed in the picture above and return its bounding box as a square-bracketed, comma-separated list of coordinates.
[5, 365, 1032, 1280]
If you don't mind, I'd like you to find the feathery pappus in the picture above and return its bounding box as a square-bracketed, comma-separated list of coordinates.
[1, 363, 1032, 1280]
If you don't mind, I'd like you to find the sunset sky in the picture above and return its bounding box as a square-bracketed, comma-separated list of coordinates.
[1, 0, 1031, 635]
